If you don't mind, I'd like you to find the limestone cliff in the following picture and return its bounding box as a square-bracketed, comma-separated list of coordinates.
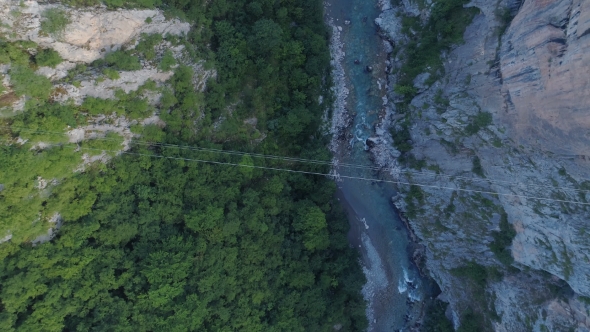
[0, 1, 214, 244]
[500, 0, 590, 158]
[373, 0, 590, 330]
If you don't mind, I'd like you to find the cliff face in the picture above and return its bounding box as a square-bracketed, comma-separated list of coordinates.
[374, 0, 590, 330]
[0, 1, 190, 63]
[500, 0, 590, 158]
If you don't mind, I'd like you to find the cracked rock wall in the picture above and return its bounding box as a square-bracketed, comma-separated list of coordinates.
[500, 0, 590, 157]
[373, 0, 590, 330]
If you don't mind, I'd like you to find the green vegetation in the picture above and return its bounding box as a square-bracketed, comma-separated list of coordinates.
[62, 0, 161, 8]
[494, 6, 514, 42]
[400, 153, 427, 170]
[391, 123, 412, 153]
[489, 212, 516, 265]
[0, 40, 36, 66]
[397, 0, 479, 97]
[472, 155, 484, 177]
[492, 138, 503, 148]
[81, 96, 120, 115]
[102, 68, 120, 80]
[394, 84, 417, 97]
[80, 80, 156, 119]
[405, 184, 426, 218]
[62, 63, 87, 82]
[9, 65, 53, 100]
[159, 50, 176, 70]
[35, 48, 63, 68]
[81, 131, 124, 156]
[434, 88, 450, 112]
[465, 112, 492, 135]
[422, 300, 454, 332]
[452, 261, 489, 288]
[104, 50, 142, 71]
[451, 261, 502, 331]
[135, 33, 162, 60]
[0, 0, 368, 330]
[458, 310, 486, 332]
[40, 8, 71, 36]
[0, 146, 367, 330]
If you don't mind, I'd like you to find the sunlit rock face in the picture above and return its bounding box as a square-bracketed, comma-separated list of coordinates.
[499, 0, 590, 157]
[0, 1, 190, 63]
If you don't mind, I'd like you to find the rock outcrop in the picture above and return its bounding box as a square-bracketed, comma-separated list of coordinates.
[0, 1, 190, 63]
[499, 0, 590, 158]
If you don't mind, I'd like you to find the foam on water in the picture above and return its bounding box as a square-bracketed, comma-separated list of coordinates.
[398, 279, 408, 294]
[360, 233, 389, 326]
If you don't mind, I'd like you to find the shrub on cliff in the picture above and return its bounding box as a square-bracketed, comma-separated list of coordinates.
[35, 49, 63, 68]
[9, 65, 52, 100]
[398, 0, 478, 87]
[159, 50, 176, 70]
[80, 131, 124, 156]
[465, 112, 493, 135]
[0, 41, 34, 66]
[422, 300, 454, 332]
[472, 156, 484, 177]
[105, 50, 141, 71]
[489, 213, 516, 265]
[390, 123, 412, 153]
[40, 8, 71, 37]
[102, 68, 120, 80]
[135, 33, 162, 60]
[452, 261, 489, 288]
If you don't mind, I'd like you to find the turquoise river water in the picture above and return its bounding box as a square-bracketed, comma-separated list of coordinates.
[325, 0, 435, 330]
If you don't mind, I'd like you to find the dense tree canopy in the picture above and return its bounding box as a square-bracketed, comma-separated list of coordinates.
[0, 147, 367, 330]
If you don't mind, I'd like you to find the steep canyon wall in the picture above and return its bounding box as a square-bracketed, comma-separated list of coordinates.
[373, 0, 590, 330]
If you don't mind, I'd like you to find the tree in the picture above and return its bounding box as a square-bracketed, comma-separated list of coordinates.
[294, 201, 329, 251]
[250, 19, 283, 57]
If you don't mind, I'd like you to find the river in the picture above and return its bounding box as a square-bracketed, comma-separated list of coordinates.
[325, 0, 433, 330]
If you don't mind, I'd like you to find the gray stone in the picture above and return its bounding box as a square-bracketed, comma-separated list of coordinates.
[413, 72, 431, 93]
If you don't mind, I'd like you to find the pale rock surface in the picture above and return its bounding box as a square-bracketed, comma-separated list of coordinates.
[0, 1, 190, 63]
[35, 61, 77, 80]
[54, 68, 174, 104]
[499, 0, 590, 158]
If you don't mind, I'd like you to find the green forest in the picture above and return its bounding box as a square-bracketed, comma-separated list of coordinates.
[0, 0, 368, 330]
